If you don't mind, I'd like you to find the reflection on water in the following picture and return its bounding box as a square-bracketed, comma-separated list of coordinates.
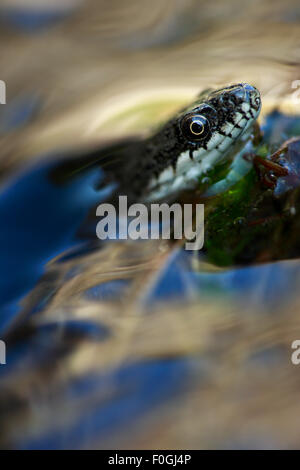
[1, 0, 300, 450]
[0, 155, 116, 333]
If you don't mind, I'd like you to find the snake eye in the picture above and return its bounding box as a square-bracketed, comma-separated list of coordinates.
[180, 114, 211, 142]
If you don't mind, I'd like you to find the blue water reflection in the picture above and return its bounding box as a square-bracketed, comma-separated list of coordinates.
[16, 358, 190, 450]
[0, 156, 114, 334]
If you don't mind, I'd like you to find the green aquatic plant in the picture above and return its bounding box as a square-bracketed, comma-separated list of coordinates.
[202, 111, 300, 266]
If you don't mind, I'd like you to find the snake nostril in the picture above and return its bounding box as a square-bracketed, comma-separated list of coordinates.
[253, 96, 261, 110]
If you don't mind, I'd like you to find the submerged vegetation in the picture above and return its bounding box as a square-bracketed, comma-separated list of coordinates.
[203, 111, 300, 266]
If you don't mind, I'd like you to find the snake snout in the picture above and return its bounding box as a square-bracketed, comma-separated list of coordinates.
[226, 83, 260, 108]
[242, 83, 261, 112]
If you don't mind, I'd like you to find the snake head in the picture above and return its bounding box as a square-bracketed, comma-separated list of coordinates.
[179, 83, 261, 149]
[144, 83, 262, 201]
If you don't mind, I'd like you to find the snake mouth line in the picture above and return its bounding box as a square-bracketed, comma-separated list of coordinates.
[213, 105, 257, 155]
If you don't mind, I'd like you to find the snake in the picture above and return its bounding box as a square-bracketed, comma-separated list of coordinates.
[53, 83, 261, 203]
